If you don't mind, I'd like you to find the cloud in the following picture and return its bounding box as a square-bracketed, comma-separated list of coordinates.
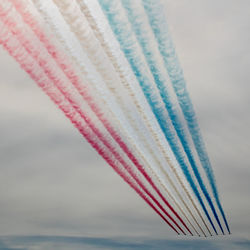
[0, 236, 250, 250]
[0, 0, 250, 246]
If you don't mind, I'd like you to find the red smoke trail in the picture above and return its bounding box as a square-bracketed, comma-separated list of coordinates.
[7, 0, 192, 235]
[0, 22, 180, 235]
[0, 7, 183, 234]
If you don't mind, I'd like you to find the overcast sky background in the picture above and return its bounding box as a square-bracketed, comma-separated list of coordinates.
[0, 0, 249, 249]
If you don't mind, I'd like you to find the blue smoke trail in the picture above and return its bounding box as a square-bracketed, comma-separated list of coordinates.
[141, 0, 230, 234]
[120, 0, 225, 234]
[98, 0, 219, 234]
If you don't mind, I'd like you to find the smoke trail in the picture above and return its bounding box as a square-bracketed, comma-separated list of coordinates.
[0, 14, 182, 235]
[142, 0, 230, 234]
[0, 2, 187, 234]
[97, 0, 220, 235]
[76, 0, 206, 236]
[119, 0, 225, 235]
[0, 23, 180, 235]
[30, 0, 200, 235]
[1, 0, 229, 236]
[31, 0, 191, 234]
[77, 0, 210, 236]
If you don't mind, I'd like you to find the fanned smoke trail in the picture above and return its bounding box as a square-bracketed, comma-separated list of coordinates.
[0, 22, 180, 234]
[0, 0, 230, 237]
[98, 0, 219, 235]
[119, 0, 224, 235]
[142, 0, 230, 234]
[1, 0, 189, 235]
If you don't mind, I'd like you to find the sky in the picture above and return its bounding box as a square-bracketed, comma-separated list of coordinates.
[0, 0, 250, 249]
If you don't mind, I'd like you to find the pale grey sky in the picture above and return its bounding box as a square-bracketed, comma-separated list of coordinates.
[0, 0, 249, 249]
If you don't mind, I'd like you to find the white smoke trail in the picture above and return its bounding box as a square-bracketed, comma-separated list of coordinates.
[29, 0, 193, 234]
